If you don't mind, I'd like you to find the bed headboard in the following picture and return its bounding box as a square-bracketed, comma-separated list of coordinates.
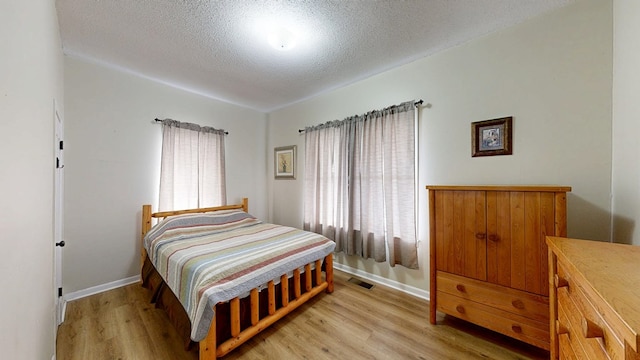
[140, 198, 249, 267]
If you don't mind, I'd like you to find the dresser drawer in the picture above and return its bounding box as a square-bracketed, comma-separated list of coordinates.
[557, 262, 625, 359]
[437, 271, 549, 323]
[558, 335, 578, 360]
[437, 290, 549, 350]
[557, 301, 586, 359]
[558, 287, 617, 359]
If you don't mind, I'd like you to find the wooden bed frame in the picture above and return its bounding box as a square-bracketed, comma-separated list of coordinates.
[140, 198, 334, 360]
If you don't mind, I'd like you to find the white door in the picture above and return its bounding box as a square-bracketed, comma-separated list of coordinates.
[54, 100, 65, 328]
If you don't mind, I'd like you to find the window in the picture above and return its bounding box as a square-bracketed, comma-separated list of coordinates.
[158, 119, 226, 211]
[303, 101, 418, 269]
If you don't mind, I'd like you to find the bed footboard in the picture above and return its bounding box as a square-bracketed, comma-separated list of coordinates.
[200, 253, 334, 359]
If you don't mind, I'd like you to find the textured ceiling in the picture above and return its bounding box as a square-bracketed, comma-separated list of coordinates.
[56, 0, 575, 112]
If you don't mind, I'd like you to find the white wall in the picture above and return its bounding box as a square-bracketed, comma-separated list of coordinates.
[0, 0, 64, 359]
[268, 0, 612, 291]
[612, 0, 640, 246]
[63, 57, 268, 294]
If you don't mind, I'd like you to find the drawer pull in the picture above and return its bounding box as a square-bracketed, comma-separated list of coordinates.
[556, 320, 569, 335]
[511, 299, 525, 310]
[455, 305, 465, 314]
[554, 274, 569, 289]
[511, 324, 522, 333]
[455, 284, 466, 293]
[582, 318, 604, 339]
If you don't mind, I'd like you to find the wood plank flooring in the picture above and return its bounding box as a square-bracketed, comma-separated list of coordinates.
[57, 270, 549, 360]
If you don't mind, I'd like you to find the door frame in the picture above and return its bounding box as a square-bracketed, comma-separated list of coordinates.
[54, 99, 65, 329]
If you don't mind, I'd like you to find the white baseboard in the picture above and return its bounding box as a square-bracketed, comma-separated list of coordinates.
[61, 266, 427, 306]
[333, 263, 429, 300]
[64, 275, 141, 303]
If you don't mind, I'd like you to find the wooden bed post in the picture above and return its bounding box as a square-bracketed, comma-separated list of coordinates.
[325, 253, 334, 293]
[141, 204, 152, 268]
[199, 307, 217, 360]
[241, 197, 248, 213]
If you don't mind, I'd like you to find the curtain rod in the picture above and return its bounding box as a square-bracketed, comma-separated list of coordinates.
[154, 118, 229, 135]
[297, 99, 424, 133]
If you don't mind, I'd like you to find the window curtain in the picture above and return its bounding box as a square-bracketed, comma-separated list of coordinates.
[303, 101, 418, 269]
[158, 119, 226, 211]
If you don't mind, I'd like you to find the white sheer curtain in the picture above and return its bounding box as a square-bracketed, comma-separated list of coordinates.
[303, 119, 354, 253]
[303, 101, 418, 269]
[159, 119, 226, 211]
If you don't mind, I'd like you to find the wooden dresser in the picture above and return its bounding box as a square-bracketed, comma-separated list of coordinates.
[547, 237, 640, 359]
[427, 185, 571, 350]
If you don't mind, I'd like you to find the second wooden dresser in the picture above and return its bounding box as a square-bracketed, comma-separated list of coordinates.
[427, 185, 571, 350]
[547, 237, 640, 359]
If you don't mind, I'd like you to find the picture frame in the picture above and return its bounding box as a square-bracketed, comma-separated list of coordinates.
[471, 117, 513, 157]
[274, 145, 296, 179]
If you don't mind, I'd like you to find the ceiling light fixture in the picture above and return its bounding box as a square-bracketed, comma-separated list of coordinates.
[268, 25, 298, 51]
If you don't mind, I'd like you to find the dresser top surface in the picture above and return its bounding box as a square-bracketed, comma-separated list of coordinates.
[426, 185, 571, 192]
[547, 236, 640, 338]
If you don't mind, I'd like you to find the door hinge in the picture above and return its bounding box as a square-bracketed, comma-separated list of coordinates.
[58, 287, 62, 297]
[59, 140, 64, 150]
[56, 157, 60, 168]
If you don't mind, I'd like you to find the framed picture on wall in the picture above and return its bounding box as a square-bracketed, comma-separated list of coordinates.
[274, 145, 296, 179]
[471, 117, 513, 157]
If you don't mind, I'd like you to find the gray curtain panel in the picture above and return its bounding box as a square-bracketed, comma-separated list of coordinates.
[303, 101, 418, 269]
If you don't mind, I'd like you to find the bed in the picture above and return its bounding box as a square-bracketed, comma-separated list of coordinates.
[140, 198, 335, 359]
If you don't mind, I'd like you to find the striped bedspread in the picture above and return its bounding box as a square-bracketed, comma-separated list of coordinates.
[143, 209, 335, 342]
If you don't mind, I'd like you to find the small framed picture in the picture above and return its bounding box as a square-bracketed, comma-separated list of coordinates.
[471, 117, 513, 157]
[274, 145, 296, 179]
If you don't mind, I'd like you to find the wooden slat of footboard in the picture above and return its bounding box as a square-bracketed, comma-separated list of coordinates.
[305, 264, 312, 292]
[250, 289, 259, 326]
[230, 298, 240, 337]
[215, 280, 329, 358]
[267, 281, 276, 315]
[281, 275, 289, 307]
[293, 269, 301, 299]
[315, 260, 322, 286]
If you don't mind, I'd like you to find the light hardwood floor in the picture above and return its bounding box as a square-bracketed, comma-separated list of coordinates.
[57, 270, 549, 359]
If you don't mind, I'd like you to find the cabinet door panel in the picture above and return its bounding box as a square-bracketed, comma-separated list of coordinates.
[486, 192, 497, 284]
[488, 191, 555, 295]
[434, 190, 486, 280]
[539, 192, 555, 296]
[452, 191, 465, 275]
[510, 192, 527, 291]
[462, 191, 486, 280]
[487, 191, 512, 287]
[434, 190, 448, 272]
[524, 192, 542, 295]
[523, 192, 555, 296]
